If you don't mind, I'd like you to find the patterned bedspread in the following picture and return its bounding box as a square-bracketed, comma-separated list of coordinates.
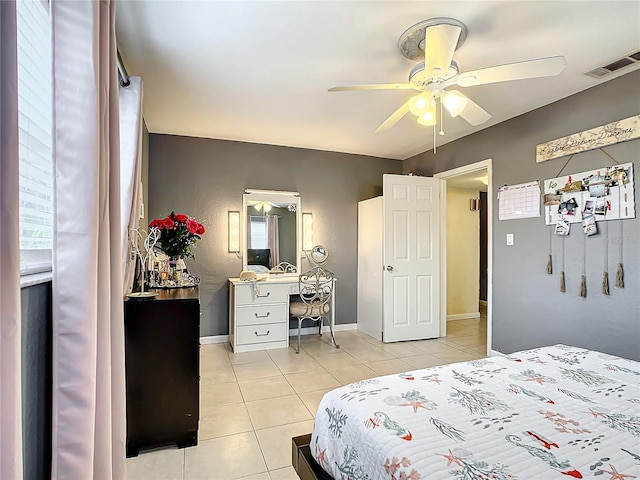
[311, 344, 639, 479]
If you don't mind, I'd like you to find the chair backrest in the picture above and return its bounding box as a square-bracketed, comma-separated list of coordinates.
[298, 266, 334, 307]
[271, 261, 297, 273]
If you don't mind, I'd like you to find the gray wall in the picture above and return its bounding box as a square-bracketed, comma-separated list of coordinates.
[149, 135, 402, 336]
[21, 282, 52, 480]
[404, 70, 640, 360]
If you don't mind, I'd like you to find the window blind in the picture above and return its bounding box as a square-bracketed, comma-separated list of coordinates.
[16, 0, 53, 274]
[249, 216, 268, 249]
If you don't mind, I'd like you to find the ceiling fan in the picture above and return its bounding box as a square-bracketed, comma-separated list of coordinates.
[249, 201, 278, 213]
[329, 17, 566, 137]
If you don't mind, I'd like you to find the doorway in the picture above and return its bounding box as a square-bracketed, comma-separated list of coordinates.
[435, 160, 493, 355]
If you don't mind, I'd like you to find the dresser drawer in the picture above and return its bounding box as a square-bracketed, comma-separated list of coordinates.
[236, 304, 288, 326]
[235, 283, 289, 306]
[236, 322, 287, 345]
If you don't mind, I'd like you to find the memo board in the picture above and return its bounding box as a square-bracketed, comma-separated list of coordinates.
[543, 162, 635, 225]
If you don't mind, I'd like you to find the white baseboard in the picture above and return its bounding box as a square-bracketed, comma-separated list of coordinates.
[490, 349, 506, 357]
[289, 323, 357, 336]
[200, 335, 229, 345]
[447, 312, 481, 321]
[200, 324, 357, 344]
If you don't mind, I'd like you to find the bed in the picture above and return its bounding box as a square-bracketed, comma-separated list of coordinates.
[247, 248, 271, 269]
[296, 344, 639, 480]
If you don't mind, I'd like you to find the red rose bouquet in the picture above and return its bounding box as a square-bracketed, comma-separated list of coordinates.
[149, 212, 206, 259]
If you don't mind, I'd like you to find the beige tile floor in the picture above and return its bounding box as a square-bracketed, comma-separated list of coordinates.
[126, 317, 487, 480]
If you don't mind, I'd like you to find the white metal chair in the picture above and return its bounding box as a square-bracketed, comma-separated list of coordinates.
[289, 266, 339, 354]
[271, 261, 297, 273]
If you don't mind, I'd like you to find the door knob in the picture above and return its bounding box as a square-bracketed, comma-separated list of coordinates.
[385, 265, 394, 271]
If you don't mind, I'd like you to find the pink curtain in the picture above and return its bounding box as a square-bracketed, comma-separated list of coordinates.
[51, 1, 126, 478]
[0, 1, 24, 478]
[268, 215, 280, 265]
[247, 216, 253, 249]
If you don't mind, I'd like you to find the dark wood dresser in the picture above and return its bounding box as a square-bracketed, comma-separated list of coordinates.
[124, 287, 200, 457]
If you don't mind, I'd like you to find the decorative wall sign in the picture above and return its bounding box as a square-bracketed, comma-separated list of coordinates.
[536, 115, 640, 163]
[544, 163, 635, 225]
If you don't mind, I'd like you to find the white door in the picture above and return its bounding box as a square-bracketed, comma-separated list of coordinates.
[383, 174, 442, 342]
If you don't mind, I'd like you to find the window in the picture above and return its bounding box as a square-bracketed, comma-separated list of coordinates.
[16, 0, 53, 275]
[249, 216, 267, 249]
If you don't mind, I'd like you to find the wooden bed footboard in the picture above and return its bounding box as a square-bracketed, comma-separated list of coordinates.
[292, 434, 333, 480]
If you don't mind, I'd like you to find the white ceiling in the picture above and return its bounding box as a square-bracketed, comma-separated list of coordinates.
[116, 1, 640, 161]
[446, 171, 488, 192]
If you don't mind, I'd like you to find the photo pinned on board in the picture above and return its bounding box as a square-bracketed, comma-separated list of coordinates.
[583, 200, 594, 215]
[543, 193, 563, 206]
[558, 197, 578, 216]
[582, 214, 597, 236]
[589, 183, 607, 198]
[554, 220, 570, 236]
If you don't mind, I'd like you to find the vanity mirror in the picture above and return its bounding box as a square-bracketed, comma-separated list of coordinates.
[309, 245, 328, 266]
[242, 189, 301, 275]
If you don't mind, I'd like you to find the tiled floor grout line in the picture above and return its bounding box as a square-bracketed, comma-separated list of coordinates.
[230, 357, 283, 479]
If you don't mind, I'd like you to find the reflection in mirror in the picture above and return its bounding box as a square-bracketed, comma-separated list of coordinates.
[243, 190, 301, 275]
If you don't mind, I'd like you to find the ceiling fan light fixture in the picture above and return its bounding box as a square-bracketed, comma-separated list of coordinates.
[253, 201, 273, 213]
[408, 93, 430, 116]
[442, 90, 469, 117]
[417, 104, 437, 126]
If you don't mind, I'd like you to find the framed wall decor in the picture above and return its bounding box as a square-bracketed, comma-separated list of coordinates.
[543, 162, 635, 225]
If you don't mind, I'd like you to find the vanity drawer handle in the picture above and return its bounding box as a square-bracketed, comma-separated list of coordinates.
[256, 292, 271, 298]
[254, 312, 271, 318]
[254, 330, 270, 337]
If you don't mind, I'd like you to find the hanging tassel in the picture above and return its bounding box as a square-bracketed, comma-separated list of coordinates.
[615, 263, 624, 288]
[560, 271, 566, 293]
[615, 221, 624, 288]
[579, 275, 587, 298]
[546, 254, 553, 274]
[603, 221, 609, 295]
[602, 271, 610, 295]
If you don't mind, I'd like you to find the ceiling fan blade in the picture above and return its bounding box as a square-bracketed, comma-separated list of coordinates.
[457, 96, 491, 126]
[328, 84, 416, 92]
[374, 99, 412, 133]
[424, 23, 462, 78]
[456, 56, 566, 87]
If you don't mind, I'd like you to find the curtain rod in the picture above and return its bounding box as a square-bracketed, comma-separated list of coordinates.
[117, 49, 130, 87]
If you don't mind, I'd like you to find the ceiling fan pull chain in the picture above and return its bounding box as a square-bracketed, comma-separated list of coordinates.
[433, 123, 437, 154]
[439, 98, 445, 136]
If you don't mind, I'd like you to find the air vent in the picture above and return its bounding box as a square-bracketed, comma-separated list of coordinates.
[585, 51, 640, 78]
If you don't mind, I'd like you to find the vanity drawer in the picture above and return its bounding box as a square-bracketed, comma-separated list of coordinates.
[235, 283, 289, 306]
[236, 322, 287, 345]
[236, 304, 288, 326]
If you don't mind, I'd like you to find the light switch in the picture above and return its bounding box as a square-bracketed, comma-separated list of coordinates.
[506, 233, 514, 246]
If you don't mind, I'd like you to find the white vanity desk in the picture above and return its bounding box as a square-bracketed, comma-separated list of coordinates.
[228, 274, 337, 353]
